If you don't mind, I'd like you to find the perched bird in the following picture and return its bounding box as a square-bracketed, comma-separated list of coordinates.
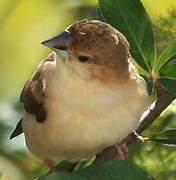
[10, 20, 149, 171]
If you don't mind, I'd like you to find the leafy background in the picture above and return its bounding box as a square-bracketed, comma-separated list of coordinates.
[0, 0, 176, 179]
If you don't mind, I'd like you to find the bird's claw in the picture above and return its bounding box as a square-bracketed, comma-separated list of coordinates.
[132, 131, 145, 143]
[114, 142, 129, 159]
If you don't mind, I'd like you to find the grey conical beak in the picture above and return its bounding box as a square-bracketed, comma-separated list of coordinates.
[41, 29, 71, 50]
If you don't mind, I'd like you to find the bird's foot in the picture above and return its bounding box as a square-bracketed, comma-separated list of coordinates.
[113, 132, 145, 159]
[114, 142, 129, 159]
[132, 131, 145, 143]
[44, 159, 58, 172]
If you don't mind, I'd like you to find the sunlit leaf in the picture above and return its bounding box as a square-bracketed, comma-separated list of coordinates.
[155, 42, 176, 72]
[99, 0, 156, 72]
[159, 78, 176, 96]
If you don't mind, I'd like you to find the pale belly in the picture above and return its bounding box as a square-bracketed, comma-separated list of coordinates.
[22, 85, 149, 162]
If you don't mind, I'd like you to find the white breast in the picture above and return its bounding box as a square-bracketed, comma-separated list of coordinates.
[22, 62, 149, 162]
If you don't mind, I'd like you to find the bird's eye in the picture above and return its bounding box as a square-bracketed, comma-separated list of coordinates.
[77, 56, 90, 62]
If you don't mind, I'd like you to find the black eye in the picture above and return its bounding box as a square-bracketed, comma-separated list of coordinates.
[77, 56, 89, 62]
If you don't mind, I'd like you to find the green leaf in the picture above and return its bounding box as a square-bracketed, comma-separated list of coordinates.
[149, 129, 176, 145]
[38, 172, 85, 180]
[98, 0, 156, 72]
[151, 129, 176, 139]
[160, 59, 176, 79]
[39, 160, 153, 180]
[76, 160, 154, 180]
[155, 42, 176, 72]
[159, 78, 176, 96]
[150, 139, 176, 145]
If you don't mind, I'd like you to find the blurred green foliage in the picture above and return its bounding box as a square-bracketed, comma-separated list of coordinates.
[0, 0, 176, 180]
[153, 9, 176, 53]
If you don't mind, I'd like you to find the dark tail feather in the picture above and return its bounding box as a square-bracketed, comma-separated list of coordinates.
[10, 118, 23, 139]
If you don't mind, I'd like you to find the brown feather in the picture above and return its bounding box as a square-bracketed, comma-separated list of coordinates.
[20, 53, 55, 123]
[10, 53, 55, 139]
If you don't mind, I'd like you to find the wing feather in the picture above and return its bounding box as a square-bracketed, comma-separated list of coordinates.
[10, 53, 55, 139]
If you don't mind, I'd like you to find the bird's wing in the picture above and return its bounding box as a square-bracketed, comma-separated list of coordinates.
[10, 53, 55, 139]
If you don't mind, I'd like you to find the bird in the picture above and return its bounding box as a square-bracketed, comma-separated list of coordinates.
[10, 19, 149, 171]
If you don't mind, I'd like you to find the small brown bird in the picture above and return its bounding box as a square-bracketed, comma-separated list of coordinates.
[11, 20, 149, 171]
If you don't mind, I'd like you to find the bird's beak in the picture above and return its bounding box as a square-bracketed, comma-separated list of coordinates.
[41, 30, 71, 51]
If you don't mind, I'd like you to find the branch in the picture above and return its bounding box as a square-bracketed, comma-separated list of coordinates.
[136, 85, 175, 134]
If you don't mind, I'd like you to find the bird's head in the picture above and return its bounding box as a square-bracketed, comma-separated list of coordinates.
[41, 20, 131, 82]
